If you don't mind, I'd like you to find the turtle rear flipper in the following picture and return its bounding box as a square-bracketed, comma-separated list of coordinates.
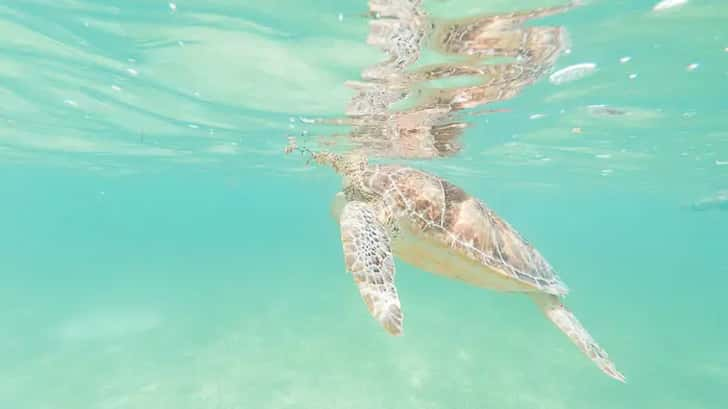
[531, 293, 626, 383]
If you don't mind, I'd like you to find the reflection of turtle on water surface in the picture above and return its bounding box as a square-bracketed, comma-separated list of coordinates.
[334, 0, 578, 160]
[290, 147, 626, 382]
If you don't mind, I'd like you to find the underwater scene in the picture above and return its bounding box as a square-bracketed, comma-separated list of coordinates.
[1, 0, 728, 408]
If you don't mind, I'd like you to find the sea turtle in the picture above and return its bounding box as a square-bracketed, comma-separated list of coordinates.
[297, 148, 625, 382]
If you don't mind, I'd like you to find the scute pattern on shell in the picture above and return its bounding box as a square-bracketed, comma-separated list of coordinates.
[356, 164, 568, 295]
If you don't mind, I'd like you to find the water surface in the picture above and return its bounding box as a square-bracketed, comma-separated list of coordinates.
[2, 1, 727, 408]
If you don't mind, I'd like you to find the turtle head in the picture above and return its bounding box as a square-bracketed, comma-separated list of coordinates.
[306, 150, 368, 178]
[338, 152, 368, 177]
[309, 151, 371, 198]
[284, 141, 370, 191]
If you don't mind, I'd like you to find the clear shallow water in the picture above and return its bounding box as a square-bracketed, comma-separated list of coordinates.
[1, 1, 728, 408]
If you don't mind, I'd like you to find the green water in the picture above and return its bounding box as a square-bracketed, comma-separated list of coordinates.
[2, 1, 728, 408]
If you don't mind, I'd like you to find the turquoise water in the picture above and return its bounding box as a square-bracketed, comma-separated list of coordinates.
[2, 0, 728, 408]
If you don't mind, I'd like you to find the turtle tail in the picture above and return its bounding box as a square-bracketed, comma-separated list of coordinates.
[530, 293, 626, 383]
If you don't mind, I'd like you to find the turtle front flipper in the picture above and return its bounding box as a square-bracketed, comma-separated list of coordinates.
[531, 293, 626, 382]
[339, 201, 403, 336]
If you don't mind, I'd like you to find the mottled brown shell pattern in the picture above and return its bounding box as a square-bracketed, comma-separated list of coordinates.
[352, 164, 568, 295]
